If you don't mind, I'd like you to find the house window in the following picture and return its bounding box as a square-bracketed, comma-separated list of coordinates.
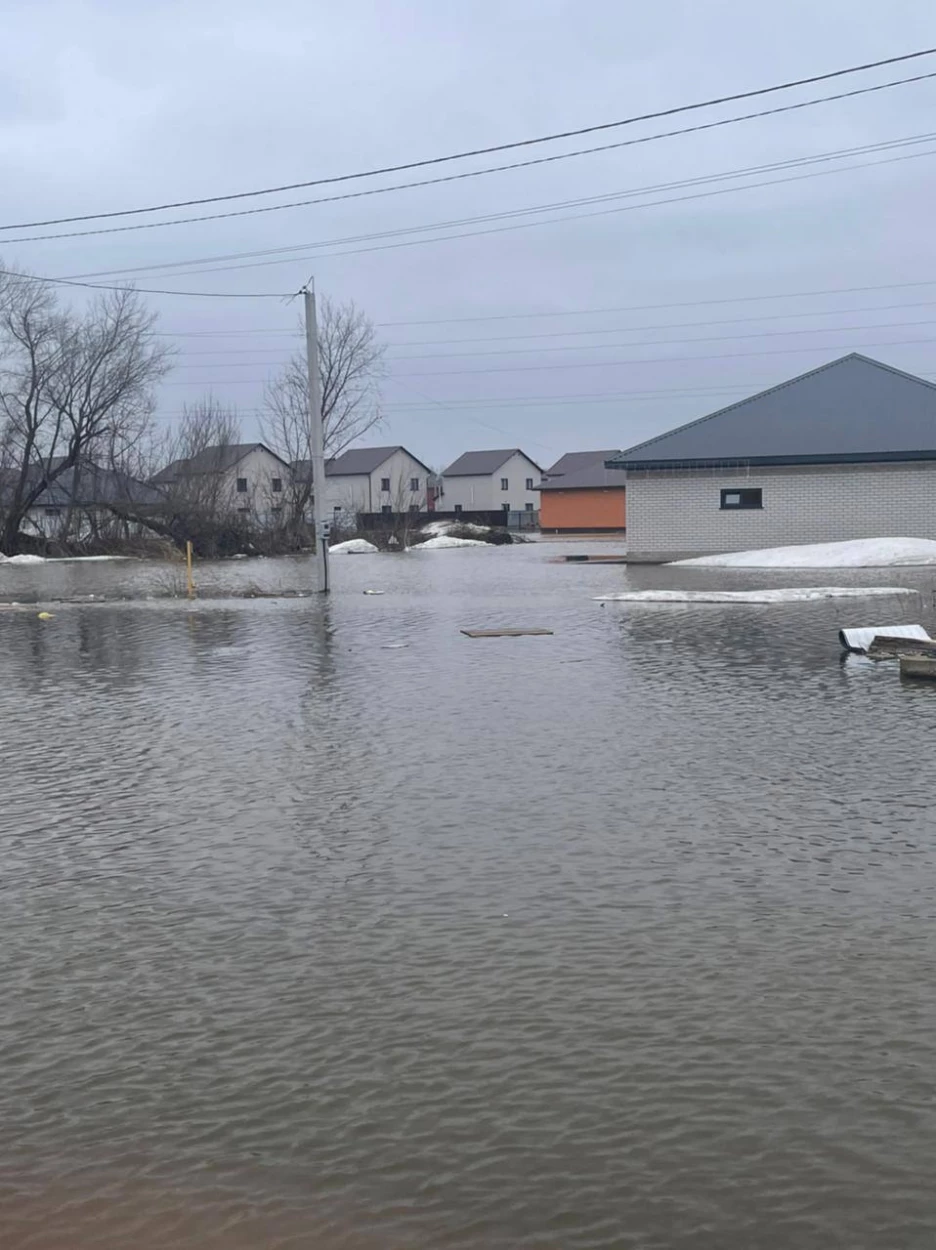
[454, 504, 463, 513]
[44, 508, 60, 518]
[525, 502, 535, 512]
[381, 505, 392, 514]
[500, 478, 509, 491]
[237, 506, 250, 514]
[236, 477, 248, 493]
[271, 477, 283, 493]
[502, 502, 510, 512]
[409, 504, 420, 514]
[410, 477, 419, 491]
[271, 506, 282, 515]
[525, 477, 534, 490]
[381, 477, 391, 492]
[720, 488, 763, 510]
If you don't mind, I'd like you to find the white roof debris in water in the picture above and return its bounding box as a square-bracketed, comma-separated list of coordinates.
[839, 624, 930, 652]
[594, 587, 916, 604]
[328, 539, 379, 555]
[671, 537, 936, 568]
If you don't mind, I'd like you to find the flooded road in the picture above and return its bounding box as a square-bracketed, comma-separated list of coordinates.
[3, 544, 936, 1249]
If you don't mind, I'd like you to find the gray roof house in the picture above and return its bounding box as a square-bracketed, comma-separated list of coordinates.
[607, 353, 936, 561]
[441, 449, 543, 514]
[539, 451, 627, 532]
[291, 446, 433, 514]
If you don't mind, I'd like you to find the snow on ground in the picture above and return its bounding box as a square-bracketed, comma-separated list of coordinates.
[594, 587, 916, 604]
[672, 537, 936, 568]
[421, 519, 490, 537]
[328, 539, 379, 554]
[416, 535, 490, 549]
[0, 554, 46, 565]
[0, 554, 132, 565]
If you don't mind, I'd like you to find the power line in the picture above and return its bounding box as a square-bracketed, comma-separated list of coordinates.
[4, 47, 936, 237]
[374, 278, 936, 327]
[387, 336, 936, 377]
[0, 266, 291, 299]
[11, 74, 936, 246]
[100, 142, 936, 281]
[60, 130, 936, 277]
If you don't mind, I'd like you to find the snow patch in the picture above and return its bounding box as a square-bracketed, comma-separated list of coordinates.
[416, 535, 490, 549]
[329, 539, 379, 555]
[594, 587, 916, 604]
[672, 537, 936, 568]
[0, 553, 46, 565]
[421, 519, 490, 537]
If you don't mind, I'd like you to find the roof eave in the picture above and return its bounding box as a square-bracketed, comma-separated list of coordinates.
[608, 449, 936, 471]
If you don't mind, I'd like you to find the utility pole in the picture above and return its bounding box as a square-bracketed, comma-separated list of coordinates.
[303, 285, 329, 593]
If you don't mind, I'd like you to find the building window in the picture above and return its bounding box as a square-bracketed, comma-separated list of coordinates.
[502, 502, 510, 512]
[410, 477, 419, 491]
[525, 502, 535, 512]
[44, 508, 60, 518]
[381, 505, 392, 514]
[334, 505, 342, 515]
[237, 506, 250, 514]
[409, 504, 420, 514]
[525, 477, 534, 490]
[720, 488, 763, 510]
[454, 504, 463, 513]
[500, 478, 509, 491]
[236, 477, 248, 493]
[381, 477, 391, 492]
[271, 506, 282, 515]
[271, 477, 282, 493]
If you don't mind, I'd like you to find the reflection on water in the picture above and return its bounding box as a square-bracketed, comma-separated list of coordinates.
[3, 545, 936, 1249]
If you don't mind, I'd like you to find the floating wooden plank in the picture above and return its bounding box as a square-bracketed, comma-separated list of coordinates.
[899, 655, 936, 680]
[556, 553, 629, 564]
[867, 634, 936, 661]
[460, 627, 554, 638]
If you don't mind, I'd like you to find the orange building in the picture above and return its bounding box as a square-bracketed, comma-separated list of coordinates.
[539, 451, 626, 533]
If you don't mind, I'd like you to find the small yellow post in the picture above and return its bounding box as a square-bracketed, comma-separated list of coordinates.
[186, 541, 195, 598]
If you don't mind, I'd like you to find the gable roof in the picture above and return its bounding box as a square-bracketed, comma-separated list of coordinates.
[292, 445, 432, 480]
[544, 450, 620, 478]
[327, 445, 432, 476]
[152, 443, 287, 483]
[0, 460, 164, 509]
[443, 448, 543, 476]
[608, 354, 936, 470]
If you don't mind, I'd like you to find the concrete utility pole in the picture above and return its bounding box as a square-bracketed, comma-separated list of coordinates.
[303, 285, 329, 593]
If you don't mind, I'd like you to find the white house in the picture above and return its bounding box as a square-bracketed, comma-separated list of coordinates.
[315, 446, 433, 517]
[608, 353, 936, 562]
[152, 442, 291, 522]
[441, 449, 543, 514]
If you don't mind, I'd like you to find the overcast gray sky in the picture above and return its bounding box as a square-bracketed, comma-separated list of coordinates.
[2, 0, 936, 469]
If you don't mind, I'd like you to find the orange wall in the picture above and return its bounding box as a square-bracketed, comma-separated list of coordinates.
[540, 487, 626, 531]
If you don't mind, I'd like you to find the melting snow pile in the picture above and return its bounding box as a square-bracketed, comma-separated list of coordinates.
[421, 519, 490, 537]
[594, 587, 916, 604]
[329, 538, 379, 555]
[417, 535, 489, 549]
[0, 553, 46, 565]
[672, 537, 936, 568]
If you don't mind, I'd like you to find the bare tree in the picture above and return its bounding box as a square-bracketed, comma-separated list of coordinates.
[261, 296, 386, 527]
[0, 267, 172, 554]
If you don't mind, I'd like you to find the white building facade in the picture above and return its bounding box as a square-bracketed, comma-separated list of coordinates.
[441, 449, 542, 514]
[323, 446, 433, 516]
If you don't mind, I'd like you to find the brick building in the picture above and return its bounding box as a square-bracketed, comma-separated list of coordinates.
[607, 354, 936, 562]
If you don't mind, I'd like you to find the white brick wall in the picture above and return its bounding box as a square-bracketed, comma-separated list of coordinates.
[627, 461, 936, 560]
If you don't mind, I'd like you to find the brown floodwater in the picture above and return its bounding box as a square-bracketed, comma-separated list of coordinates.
[2, 543, 936, 1249]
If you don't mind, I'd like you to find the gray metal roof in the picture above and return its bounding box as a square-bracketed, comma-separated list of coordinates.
[608, 355, 936, 469]
[1, 460, 165, 508]
[443, 449, 542, 476]
[540, 462, 627, 491]
[292, 446, 432, 480]
[153, 443, 287, 483]
[544, 450, 619, 478]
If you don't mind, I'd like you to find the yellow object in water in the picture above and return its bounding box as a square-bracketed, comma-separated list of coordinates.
[37, 611, 55, 620]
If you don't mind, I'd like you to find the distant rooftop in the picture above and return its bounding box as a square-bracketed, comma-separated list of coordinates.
[443, 449, 542, 476]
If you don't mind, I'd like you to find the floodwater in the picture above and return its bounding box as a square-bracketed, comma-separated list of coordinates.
[2, 542, 936, 1250]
